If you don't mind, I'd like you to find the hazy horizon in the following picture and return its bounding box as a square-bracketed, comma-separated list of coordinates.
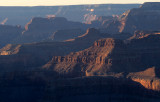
[0, 0, 159, 6]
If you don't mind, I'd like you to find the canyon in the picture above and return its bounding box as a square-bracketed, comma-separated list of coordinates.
[0, 2, 160, 102]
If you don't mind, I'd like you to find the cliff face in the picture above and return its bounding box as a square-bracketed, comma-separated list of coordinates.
[131, 78, 160, 91]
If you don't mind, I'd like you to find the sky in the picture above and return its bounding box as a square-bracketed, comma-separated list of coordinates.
[0, 0, 160, 6]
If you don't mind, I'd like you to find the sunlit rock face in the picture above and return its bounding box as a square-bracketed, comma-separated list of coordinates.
[128, 67, 160, 91]
[131, 77, 160, 91]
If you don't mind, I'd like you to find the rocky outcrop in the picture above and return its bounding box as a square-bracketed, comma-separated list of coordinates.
[131, 78, 160, 91]
[127, 67, 160, 91]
